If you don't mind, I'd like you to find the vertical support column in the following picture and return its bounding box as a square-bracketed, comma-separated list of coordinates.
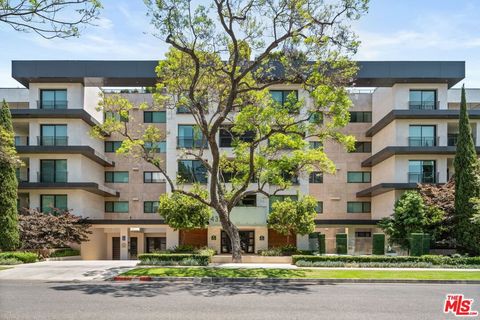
[120, 227, 129, 260]
[166, 227, 179, 250]
[347, 227, 356, 255]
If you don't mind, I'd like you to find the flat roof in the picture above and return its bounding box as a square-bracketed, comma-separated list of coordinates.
[12, 60, 465, 88]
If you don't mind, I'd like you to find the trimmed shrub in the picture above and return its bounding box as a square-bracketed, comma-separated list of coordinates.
[171, 245, 195, 253]
[318, 234, 326, 254]
[336, 233, 347, 254]
[372, 234, 385, 255]
[295, 260, 435, 268]
[0, 251, 37, 263]
[0, 258, 23, 265]
[195, 247, 216, 257]
[410, 233, 430, 256]
[138, 253, 209, 266]
[50, 248, 80, 257]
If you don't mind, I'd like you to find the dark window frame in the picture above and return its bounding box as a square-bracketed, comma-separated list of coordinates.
[347, 171, 371, 183]
[143, 171, 164, 183]
[40, 159, 67, 182]
[143, 111, 166, 123]
[105, 141, 123, 153]
[309, 171, 323, 183]
[347, 201, 371, 213]
[40, 89, 67, 109]
[144, 201, 160, 213]
[349, 111, 372, 123]
[105, 171, 129, 183]
[177, 159, 208, 184]
[40, 194, 68, 213]
[351, 141, 372, 153]
[105, 201, 129, 213]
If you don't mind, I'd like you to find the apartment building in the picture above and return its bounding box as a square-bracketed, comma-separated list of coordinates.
[1, 60, 473, 259]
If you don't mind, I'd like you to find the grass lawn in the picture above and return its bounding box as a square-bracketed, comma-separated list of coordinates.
[0, 267, 12, 271]
[122, 268, 480, 280]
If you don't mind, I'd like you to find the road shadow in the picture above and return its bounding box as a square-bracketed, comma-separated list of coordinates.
[82, 266, 136, 280]
[50, 281, 323, 298]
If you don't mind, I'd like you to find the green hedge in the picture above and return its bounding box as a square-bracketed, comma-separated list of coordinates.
[0, 252, 38, 263]
[138, 253, 210, 266]
[292, 254, 480, 266]
[336, 233, 347, 254]
[318, 234, 326, 254]
[372, 234, 385, 255]
[50, 248, 80, 257]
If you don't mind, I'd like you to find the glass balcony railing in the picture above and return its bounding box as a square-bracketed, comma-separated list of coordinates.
[177, 137, 208, 149]
[37, 171, 68, 183]
[408, 172, 438, 183]
[447, 135, 476, 146]
[409, 101, 438, 110]
[37, 136, 68, 146]
[408, 136, 437, 147]
[16, 170, 29, 183]
[14, 136, 29, 146]
[37, 100, 68, 109]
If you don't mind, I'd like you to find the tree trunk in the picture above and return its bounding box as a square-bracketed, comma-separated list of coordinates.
[217, 208, 242, 262]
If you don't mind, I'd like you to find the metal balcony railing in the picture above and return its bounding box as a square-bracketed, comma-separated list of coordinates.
[14, 136, 29, 146]
[37, 171, 68, 183]
[408, 172, 438, 183]
[409, 101, 438, 110]
[177, 137, 208, 149]
[37, 100, 68, 109]
[447, 135, 476, 146]
[37, 136, 68, 146]
[408, 136, 438, 147]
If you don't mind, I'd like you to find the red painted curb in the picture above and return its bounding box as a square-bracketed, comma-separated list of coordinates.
[113, 276, 133, 281]
[113, 276, 152, 281]
[139, 276, 152, 281]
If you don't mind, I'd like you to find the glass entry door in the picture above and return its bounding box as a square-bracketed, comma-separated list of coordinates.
[221, 230, 255, 254]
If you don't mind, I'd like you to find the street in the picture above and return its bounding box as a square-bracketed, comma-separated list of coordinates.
[1, 280, 478, 320]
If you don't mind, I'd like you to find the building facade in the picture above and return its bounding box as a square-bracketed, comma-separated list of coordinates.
[1, 60, 474, 259]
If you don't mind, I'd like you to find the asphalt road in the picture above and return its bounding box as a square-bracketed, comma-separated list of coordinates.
[0, 280, 479, 320]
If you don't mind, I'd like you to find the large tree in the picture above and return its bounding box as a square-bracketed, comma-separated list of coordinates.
[0, 100, 20, 251]
[0, 0, 101, 39]
[95, 0, 368, 261]
[453, 85, 480, 255]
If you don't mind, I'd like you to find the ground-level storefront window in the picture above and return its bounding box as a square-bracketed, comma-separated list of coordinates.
[146, 237, 166, 253]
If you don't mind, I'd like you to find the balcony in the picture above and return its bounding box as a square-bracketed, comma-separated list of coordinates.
[408, 172, 438, 183]
[408, 136, 438, 147]
[37, 136, 68, 146]
[14, 136, 29, 146]
[37, 171, 68, 183]
[37, 100, 68, 109]
[16, 169, 29, 183]
[177, 137, 208, 149]
[408, 101, 438, 110]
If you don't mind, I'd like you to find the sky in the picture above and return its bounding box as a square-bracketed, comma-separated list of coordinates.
[1, 0, 480, 88]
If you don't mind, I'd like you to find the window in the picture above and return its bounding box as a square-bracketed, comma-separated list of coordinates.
[219, 127, 255, 147]
[269, 195, 298, 211]
[349, 111, 372, 123]
[177, 125, 207, 149]
[347, 171, 371, 183]
[105, 141, 122, 153]
[409, 90, 437, 110]
[40, 195, 67, 213]
[146, 237, 166, 253]
[144, 171, 164, 183]
[236, 195, 257, 207]
[350, 141, 372, 153]
[40, 159, 67, 182]
[316, 201, 323, 214]
[309, 172, 323, 183]
[409, 125, 436, 146]
[178, 160, 208, 183]
[105, 111, 128, 122]
[355, 231, 372, 238]
[309, 141, 323, 149]
[347, 202, 371, 213]
[144, 111, 166, 123]
[40, 124, 67, 146]
[144, 201, 160, 213]
[309, 112, 324, 124]
[408, 160, 436, 183]
[105, 201, 129, 213]
[270, 90, 298, 106]
[105, 171, 129, 183]
[145, 141, 166, 153]
[40, 89, 67, 109]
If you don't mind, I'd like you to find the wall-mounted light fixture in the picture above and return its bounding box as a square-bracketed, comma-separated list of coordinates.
[259, 235, 265, 241]
[211, 235, 217, 241]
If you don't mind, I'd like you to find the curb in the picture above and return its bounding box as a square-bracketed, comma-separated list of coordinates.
[111, 276, 480, 285]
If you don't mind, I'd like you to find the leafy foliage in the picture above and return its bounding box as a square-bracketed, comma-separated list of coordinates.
[158, 190, 212, 230]
[453, 85, 480, 255]
[0, 0, 102, 39]
[18, 209, 91, 249]
[378, 191, 444, 250]
[0, 100, 20, 250]
[268, 195, 317, 241]
[94, 0, 369, 260]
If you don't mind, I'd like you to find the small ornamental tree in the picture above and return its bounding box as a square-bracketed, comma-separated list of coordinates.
[18, 209, 91, 250]
[94, 0, 368, 261]
[0, 100, 20, 250]
[453, 85, 480, 255]
[268, 196, 317, 244]
[378, 191, 443, 251]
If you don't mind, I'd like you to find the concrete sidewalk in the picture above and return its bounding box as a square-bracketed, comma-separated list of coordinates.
[0, 260, 138, 281]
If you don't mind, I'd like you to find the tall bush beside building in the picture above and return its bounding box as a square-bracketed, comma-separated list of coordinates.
[453, 85, 480, 255]
[372, 233, 385, 255]
[336, 233, 347, 254]
[0, 100, 20, 250]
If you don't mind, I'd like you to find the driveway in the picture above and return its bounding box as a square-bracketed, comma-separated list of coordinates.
[0, 260, 138, 281]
